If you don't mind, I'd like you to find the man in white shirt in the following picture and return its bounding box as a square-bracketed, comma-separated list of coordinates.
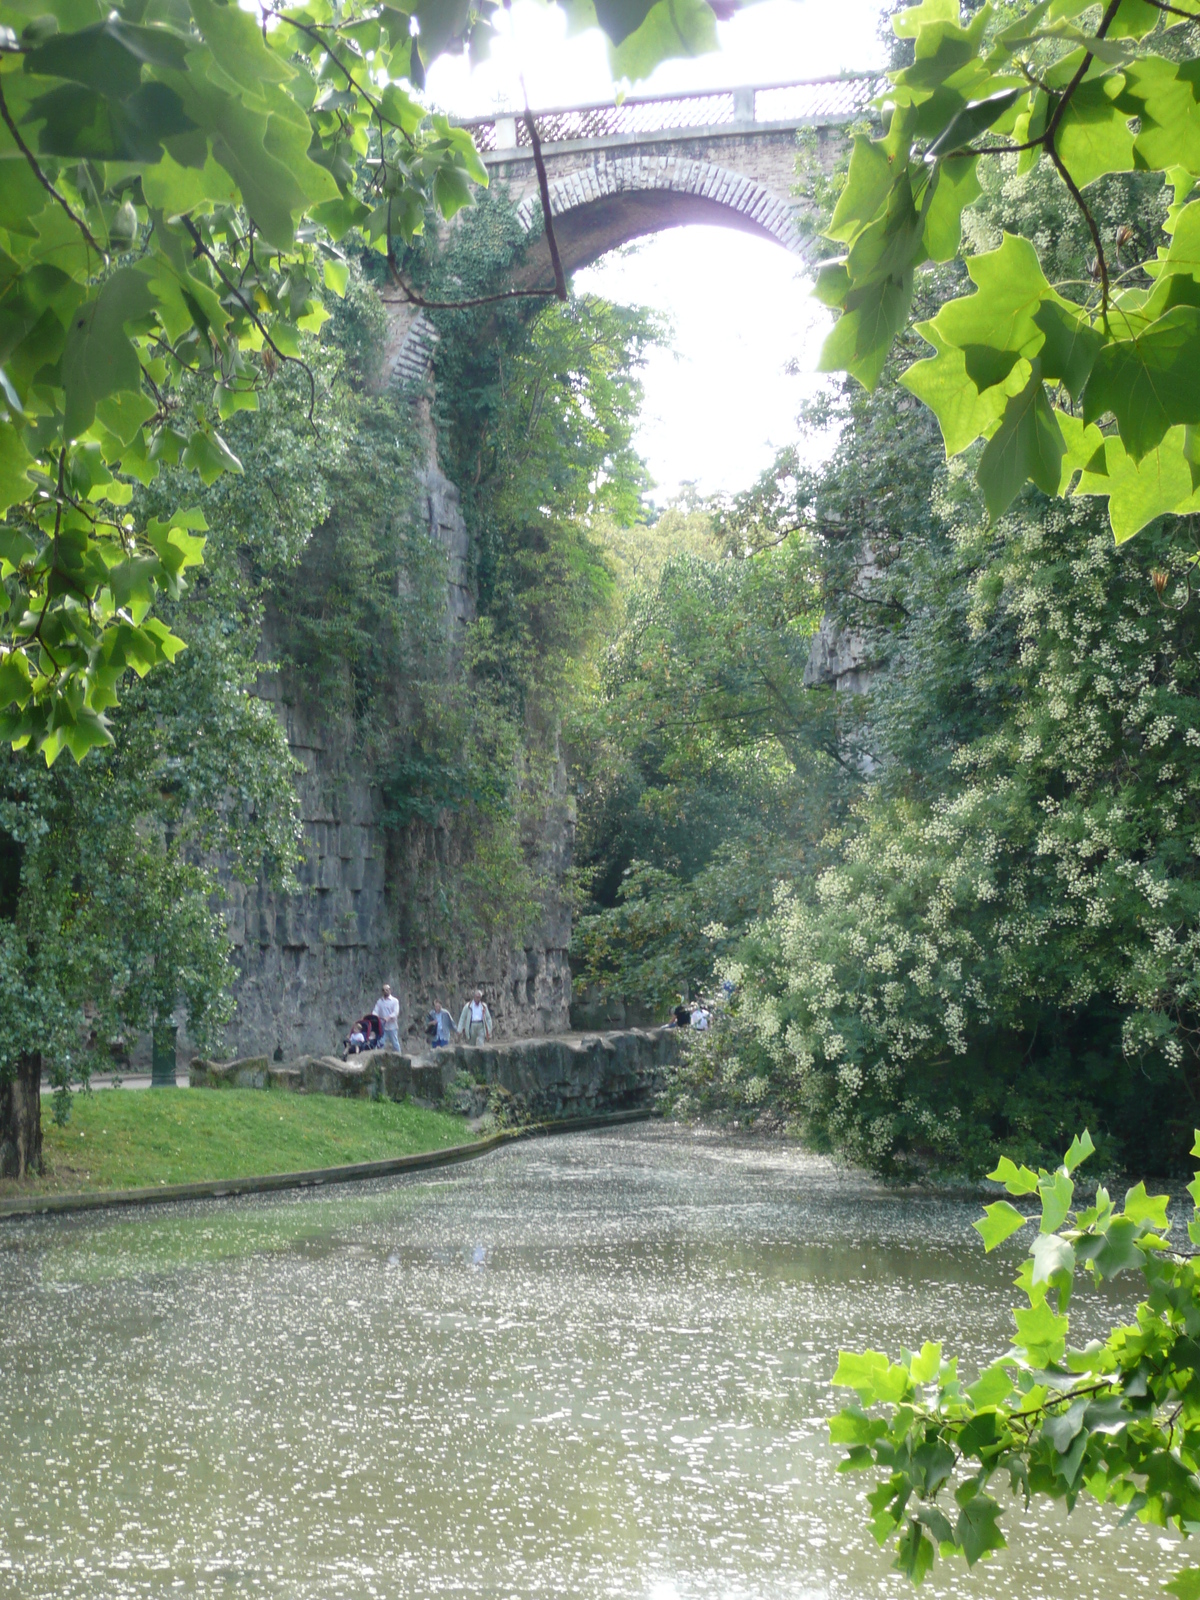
[373, 983, 401, 1052]
[456, 989, 493, 1045]
[691, 1002, 711, 1031]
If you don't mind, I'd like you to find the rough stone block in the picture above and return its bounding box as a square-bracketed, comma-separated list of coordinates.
[298, 1055, 374, 1097]
[268, 1066, 302, 1092]
[190, 1055, 270, 1089]
[409, 1061, 444, 1103]
[379, 1053, 415, 1101]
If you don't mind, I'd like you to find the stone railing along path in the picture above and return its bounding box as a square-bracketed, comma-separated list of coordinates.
[191, 1028, 677, 1122]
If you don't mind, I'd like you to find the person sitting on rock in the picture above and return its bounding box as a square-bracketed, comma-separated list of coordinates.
[373, 983, 401, 1053]
[427, 1001, 454, 1049]
[346, 1022, 366, 1055]
[457, 989, 493, 1046]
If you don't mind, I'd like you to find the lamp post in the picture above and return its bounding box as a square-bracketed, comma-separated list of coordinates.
[151, 1022, 178, 1088]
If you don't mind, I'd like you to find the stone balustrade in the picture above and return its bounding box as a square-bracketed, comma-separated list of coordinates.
[191, 1027, 678, 1121]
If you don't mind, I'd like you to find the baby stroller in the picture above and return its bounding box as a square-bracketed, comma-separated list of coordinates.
[345, 1014, 383, 1054]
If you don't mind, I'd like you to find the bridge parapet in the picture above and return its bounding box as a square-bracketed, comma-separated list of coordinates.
[457, 73, 885, 157]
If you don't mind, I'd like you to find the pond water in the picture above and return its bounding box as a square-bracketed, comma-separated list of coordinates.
[0, 1124, 1176, 1599]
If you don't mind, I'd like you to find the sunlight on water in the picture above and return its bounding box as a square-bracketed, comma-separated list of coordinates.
[0, 1126, 1176, 1598]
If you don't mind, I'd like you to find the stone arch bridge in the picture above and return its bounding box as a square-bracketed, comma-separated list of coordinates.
[381, 74, 882, 388]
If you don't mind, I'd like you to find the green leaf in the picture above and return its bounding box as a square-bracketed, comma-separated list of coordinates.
[977, 363, 1065, 518]
[0, 525, 38, 572]
[955, 1493, 1006, 1565]
[1012, 1298, 1069, 1364]
[1032, 301, 1101, 401]
[923, 155, 982, 262]
[1042, 1395, 1088, 1452]
[827, 135, 896, 245]
[1054, 72, 1135, 190]
[61, 268, 155, 441]
[0, 420, 35, 519]
[1165, 1566, 1200, 1600]
[957, 1411, 1002, 1456]
[832, 1349, 912, 1403]
[910, 1341, 943, 1383]
[187, 0, 294, 91]
[0, 650, 33, 710]
[1055, 408, 1105, 492]
[95, 388, 157, 448]
[1074, 425, 1200, 539]
[140, 148, 239, 215]
[1063, 1129, 1096, 1174]
[605, 0, 717, 82]
[1123, 57, 1200, 171]
[988, 1155, 1039, 1195]
[926, 89, 1022, 159]
[974, 1200, 1030, 1251]
[935, 233, 1053, 354]
[893, 0, 960, 40]
[894, 1520, 936, 1583]
[916, 1504, 955, 1546]
[186, 79, 336, 249]
[321, 256, 350, 297]
[433, 163, 472, 219]
[1039, 1168, 1074, 1233]
[1090, 1215, 1146, 1277]
[829, 1406, 887, 1447]
[966, 1363, 1014, 1406]
[820, 271, 916, 391]
[1122, 1182, 1169, 1229]
[181, 427, 242, 485]
[23, 18, 190, 93]
[903, 324, 1014, 454]
[310, 197, 372, 242]
[54, 704, 113, 763]
[1084, 308, 1200, 461]
[1032, 1232, 1076, 1286]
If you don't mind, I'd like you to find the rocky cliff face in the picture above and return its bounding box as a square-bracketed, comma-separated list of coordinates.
[217, 420, 573, 1063]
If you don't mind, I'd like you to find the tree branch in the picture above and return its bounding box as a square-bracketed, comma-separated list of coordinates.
[1047, 143, 1110, 317]
[181, 216, 317, 426]
[0, 76, 104, 256]
[523, 88, 568, 303]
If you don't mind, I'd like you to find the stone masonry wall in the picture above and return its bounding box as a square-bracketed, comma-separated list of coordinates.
[210, 412, 572, 1064]
[218, 656, 574, 1062]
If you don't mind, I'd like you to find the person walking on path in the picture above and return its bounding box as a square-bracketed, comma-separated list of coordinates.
[457, 989, 493, 1045]
[427, 1001, 454, 1049]
[373, 983, 401, 1052]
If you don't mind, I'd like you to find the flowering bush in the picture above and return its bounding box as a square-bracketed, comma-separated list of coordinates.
[733, 492, 1200, 1177]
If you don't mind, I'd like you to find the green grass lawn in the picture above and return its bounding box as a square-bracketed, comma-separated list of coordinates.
[4, 1089, 477, 1196]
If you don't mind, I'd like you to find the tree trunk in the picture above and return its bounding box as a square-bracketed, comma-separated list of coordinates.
[0, 1052, 42, 1180]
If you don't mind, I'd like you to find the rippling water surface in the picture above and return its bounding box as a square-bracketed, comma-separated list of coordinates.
[0, 1124, 1174, 1598]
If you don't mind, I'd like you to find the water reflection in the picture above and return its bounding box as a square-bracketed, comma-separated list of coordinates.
[0, 1126, 1173, 1598]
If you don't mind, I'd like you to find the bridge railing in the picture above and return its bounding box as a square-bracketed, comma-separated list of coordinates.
[458, 73, 887, 152]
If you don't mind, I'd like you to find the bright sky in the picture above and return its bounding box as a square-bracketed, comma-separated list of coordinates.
[424, 0, 887, 501]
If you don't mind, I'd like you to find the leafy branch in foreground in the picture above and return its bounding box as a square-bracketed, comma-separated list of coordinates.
[817, 0, 1200, 543]
[0, 0, 729, 763]
[831, 1128, 1200, 1594]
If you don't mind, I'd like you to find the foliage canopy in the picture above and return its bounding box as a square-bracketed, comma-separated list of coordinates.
[819, 0, 1200, 543]
[0, 0, 724, 762]
[833, 1130, 1200, 1597]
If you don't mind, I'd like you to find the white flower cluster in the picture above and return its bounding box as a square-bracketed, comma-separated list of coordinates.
[732, 493, 1200, 1171]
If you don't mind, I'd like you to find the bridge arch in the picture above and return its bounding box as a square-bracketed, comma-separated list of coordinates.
[383, 160, 812, 388]
[510, 152, 808, 285]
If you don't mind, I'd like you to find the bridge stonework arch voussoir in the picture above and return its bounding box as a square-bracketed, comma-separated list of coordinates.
[513, 152, 810, 274]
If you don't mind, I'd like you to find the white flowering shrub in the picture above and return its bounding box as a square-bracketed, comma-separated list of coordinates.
[735, 496, 1200, 1178]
